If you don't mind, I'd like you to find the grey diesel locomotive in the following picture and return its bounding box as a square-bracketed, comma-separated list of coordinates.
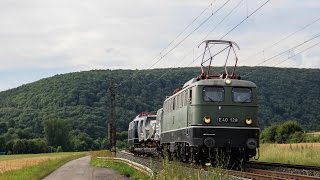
[128, 112, 160, 155]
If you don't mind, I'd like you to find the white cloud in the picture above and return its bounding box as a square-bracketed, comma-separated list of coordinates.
[0, 0, 319, 91]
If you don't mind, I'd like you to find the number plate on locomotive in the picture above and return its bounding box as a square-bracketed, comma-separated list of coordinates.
[218, 117, 239, 123]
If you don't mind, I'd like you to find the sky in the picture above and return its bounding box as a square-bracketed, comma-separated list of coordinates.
[0, 0, 319, 91]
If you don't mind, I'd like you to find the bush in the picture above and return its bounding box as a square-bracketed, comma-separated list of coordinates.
[261, 120, 304, 143]
[261, 125, 278, 143]
[288, 131, 305, 143]
[304, 135, 320, 142]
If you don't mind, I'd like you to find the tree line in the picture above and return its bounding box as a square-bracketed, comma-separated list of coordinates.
[0, 119, 128, 154]
[0, 67, 319, 154]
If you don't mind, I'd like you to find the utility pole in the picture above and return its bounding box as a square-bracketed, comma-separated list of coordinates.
[108, 80, 117, 155]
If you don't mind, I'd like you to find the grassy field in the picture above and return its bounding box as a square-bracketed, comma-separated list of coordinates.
[257, 143, 320, 166]
[0, 152, 87, 180]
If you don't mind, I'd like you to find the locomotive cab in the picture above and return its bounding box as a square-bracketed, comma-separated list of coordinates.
[191, 78, 259, 155]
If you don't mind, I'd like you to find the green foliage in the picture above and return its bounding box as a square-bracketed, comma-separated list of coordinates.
[275, 120, 303, 143]
[12, 139, 26, 154]
[56, 146, 63, 152]
[0, 136, 5, 152]
[70, 130, 96, 151]
[116, 131, 128, 149]
[261, 120, 304, 143]
[44, 119, 71, 151]
[6, 138, 49, 154]
[0, 122, 7, 134]
[260, 125, 278, 143]
[304, 135, 320, 142]
[0, 67, 319, 153]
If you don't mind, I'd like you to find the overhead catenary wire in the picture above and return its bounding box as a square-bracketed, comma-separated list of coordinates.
[254, 32, 320, 66]
[187, 0, 272, 67]
[201, 0, 245, 43]
[220, 0, 271, 40]
[146, 0, 271, 86]
[241, 33, 320, 78]
[240, 16, 320, 65]
[118, 0, 219, 86]
[146, 0, 232, 70]
[163, 0, 244, 68]
[273, 41, 320, 67]
[146, 1, 215, 68]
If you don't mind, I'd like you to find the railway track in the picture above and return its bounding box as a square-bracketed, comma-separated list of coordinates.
[248, 161, 320, 171]
[117, 150, 320, 179]
[228, 168, 320, 180]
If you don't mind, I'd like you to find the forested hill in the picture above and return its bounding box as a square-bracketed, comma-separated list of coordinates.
[0, 67, 319, 143]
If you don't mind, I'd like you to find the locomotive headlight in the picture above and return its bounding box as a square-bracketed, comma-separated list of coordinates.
[245, 118, 253, 125]
[203, 116, 211, 124]
[225, 79, 231, 85]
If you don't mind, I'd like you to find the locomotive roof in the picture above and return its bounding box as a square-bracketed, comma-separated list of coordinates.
[183, 78, 256, 89]
[163, 78, 257, 101]
[132, 114, 157, 122]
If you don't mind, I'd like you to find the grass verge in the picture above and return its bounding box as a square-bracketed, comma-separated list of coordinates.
[257, 143, 320, 166]
[91, 151, 233, 180]
[0, 152, 87, 180]
[90, 151, 149, 180]
[155, 158, 231, 180]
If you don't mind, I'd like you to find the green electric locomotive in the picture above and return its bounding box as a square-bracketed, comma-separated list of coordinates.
[159, 40, 259, 168]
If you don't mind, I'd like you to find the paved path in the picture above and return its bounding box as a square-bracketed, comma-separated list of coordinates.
[43, 156, 129, 180]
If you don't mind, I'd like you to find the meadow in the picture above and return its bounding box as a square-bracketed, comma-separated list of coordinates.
[257, 143, 320, 166]
[0, 152, 87, 180]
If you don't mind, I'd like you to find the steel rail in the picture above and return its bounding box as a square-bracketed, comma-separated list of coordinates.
[247, 168, 320, 180]
[248, 161, 320, 171]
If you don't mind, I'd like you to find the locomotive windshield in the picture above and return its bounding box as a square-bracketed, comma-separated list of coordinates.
[232, 88, 252, 103]
[203, 87, 224, 102]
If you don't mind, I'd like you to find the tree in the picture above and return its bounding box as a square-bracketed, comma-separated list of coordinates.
[70, 131, 94, 151]
[44, 119, 71, 151]
[0, 136, 5, 152]
[12, 139, 26, 154]
[0, 122, 7, 134]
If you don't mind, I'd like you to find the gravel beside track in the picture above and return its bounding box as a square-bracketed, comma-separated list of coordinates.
[247, 161, 320, 177]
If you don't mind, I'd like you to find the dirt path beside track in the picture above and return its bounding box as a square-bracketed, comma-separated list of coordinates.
[43, 156, 129, 180]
